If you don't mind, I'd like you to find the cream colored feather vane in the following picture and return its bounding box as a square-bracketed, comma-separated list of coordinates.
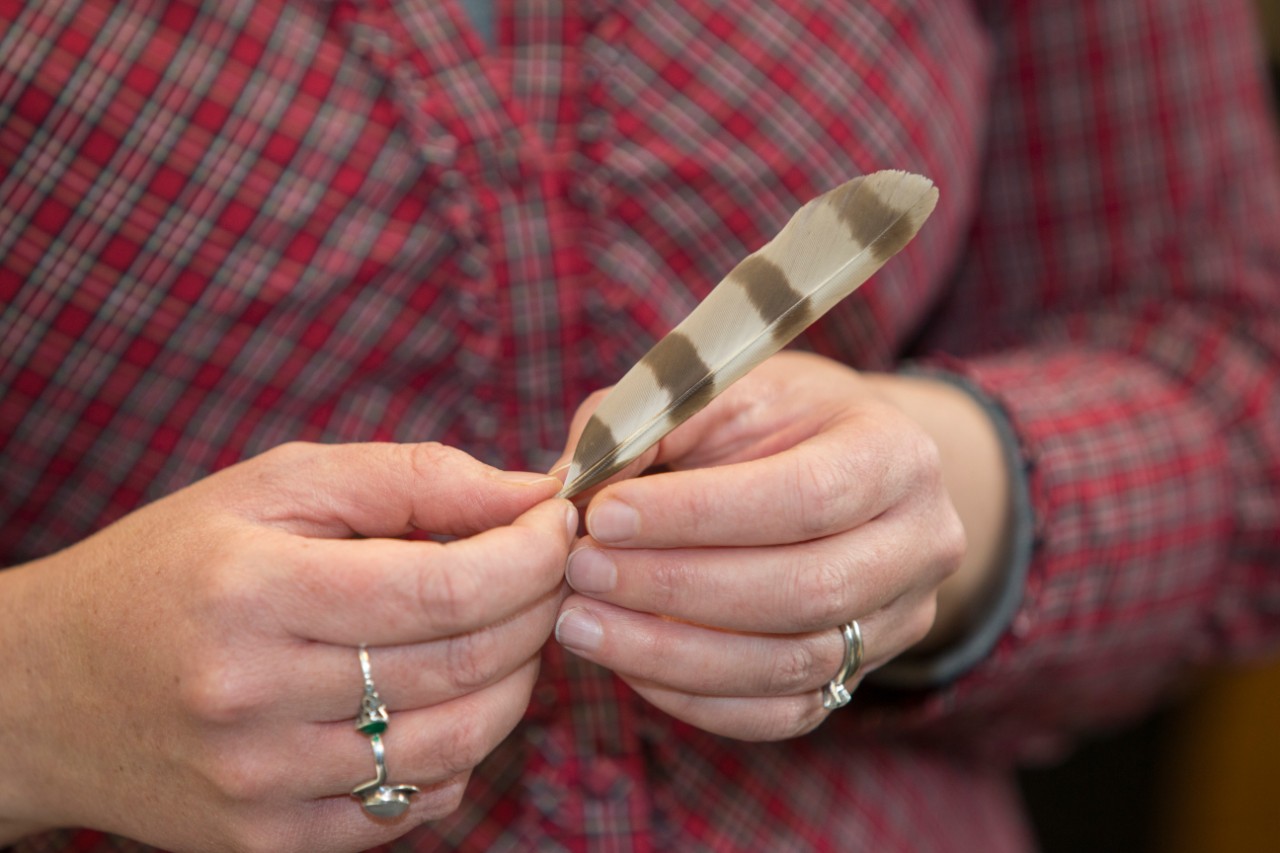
[558, 169, 939, 499]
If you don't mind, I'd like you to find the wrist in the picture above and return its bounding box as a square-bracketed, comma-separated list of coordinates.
[863, 371, 1014, 653]
[0, 557, 68, 836]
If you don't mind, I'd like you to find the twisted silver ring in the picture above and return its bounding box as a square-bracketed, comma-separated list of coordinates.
[821, 620, 864, 710]
[351, 644, 419, 818]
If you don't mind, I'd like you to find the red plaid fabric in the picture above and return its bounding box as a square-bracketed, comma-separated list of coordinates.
[3, 0, 1279, 850]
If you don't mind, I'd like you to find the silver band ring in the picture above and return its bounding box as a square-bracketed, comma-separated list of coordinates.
[821, 620, 864, 710]
[351, 644, 419, 817]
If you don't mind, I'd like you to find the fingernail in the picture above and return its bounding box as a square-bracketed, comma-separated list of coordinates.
[565, 547, 616, 593]
[565, 504, 579, 539]
[495, 470, 560, 486]
[555, 608, 603, 654]
[587, 500, 638, 543]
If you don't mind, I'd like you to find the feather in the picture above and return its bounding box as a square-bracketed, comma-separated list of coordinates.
[558, 169, 939, 499]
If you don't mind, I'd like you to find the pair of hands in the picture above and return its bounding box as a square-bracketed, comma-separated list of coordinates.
[0, 353, 971, 852]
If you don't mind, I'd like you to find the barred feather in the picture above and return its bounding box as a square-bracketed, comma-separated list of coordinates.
[559, 170, 939, 498]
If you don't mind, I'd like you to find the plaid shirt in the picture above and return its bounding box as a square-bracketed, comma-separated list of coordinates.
[3, 0, 1279, 850]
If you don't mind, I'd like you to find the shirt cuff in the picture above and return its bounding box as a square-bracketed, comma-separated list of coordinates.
[868, 367, 1036, 689]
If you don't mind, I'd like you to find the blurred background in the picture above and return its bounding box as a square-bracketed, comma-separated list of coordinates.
[1016, 3, 1280, 850]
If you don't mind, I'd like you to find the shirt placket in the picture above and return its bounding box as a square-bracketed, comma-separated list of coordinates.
[331, 1, 653, 848]
[332, 0, 513, 451]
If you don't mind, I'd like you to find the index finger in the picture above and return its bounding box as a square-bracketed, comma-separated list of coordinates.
[210, 441, 562, 539]
[270, 498, 577, 645]
[582, 422, 926, 548]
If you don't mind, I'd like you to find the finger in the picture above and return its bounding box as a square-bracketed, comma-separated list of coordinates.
[210, 772, 471, 853]
[580, 415, 934, 548]
[625, 679, 829, 742]
[554, 596, 928, 698]
[301, 655, 541, 799]
[298, 774, 471, 850]
[214, 441, 562, 539]
[552, 598, 837, 696]
[270, 498, 576, 645]
[289, 589, 566, 722]
[564, 513, 943, 633]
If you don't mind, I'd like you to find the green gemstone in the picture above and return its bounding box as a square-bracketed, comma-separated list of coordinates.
[358, 719, 388, 735]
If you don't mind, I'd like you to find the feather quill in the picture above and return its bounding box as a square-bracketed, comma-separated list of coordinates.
[559, 169, 939, 499]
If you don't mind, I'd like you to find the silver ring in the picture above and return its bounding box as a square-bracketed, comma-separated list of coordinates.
[356, 645, 390, 736]
[351, 645, 419, 817]
[821, 620, 864, 710]
[352, 733, 420, 818]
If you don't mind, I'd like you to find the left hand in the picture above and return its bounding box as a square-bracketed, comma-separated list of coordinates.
[551, 352, 967, 741]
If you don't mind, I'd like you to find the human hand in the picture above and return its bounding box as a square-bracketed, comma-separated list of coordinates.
[551, 352, 970, 741]
[0, 443, 575, 851]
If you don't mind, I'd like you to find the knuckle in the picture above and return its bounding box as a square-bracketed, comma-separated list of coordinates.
[259, 441, 316, 473]
[404, 441, 453, 483]
[437, 776, 469, 815]
[179, 654, 261, 725]
[758, 697, 823, 742]
[648, 557, 693, 614]
[241, 441, 322, 503]
[882, 414, 940, 481]
[445, 630, 504, 692]
[418, 775, 470, 822]
[792, 456, 858, 538]
[791, 558, 850, 628]
[766, 641, 820, 695]
[677, 485, 722, 538]
[935, 508, 968, 580]
[791, 702, 827, 738]
[908, 598, 939, 647]
[631, 625, 677, 680]
[200, 555, 264, 613]
[907, 428, 943, 482]
[418, 559, 478, 634]
[435, 712, 489, 776]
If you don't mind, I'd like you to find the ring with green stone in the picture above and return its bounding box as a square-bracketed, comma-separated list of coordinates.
[356, 644, 390, 736]
[351, 644, 419, 818]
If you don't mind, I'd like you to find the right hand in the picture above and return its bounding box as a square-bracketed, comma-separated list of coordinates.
[0, 442, 575, 852]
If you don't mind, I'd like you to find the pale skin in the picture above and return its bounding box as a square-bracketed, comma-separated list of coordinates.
[552, 351, 1011, 740]
[0, 351, 1010, 849]
[0, 443, 576, 851]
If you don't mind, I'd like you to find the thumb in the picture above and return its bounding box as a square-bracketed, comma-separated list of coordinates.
[209, 441, 562, 539]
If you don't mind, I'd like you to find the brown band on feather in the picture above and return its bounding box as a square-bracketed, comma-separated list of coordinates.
[572, 416, 620, 480]
[771, 294, 819, 345]
[643, 331, 717, 423]
[831, 179, 919, 263]
[731, 254, 816, 343]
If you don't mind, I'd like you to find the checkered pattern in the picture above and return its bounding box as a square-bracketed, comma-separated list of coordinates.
[2, 0, 1278, 850]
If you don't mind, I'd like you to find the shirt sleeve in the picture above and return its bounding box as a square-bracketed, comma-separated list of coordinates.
[870, 369, 1037, 688]
[857, 0, 1280, 762]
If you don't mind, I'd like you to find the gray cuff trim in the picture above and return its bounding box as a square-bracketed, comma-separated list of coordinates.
[868, 367, 1036, 689]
